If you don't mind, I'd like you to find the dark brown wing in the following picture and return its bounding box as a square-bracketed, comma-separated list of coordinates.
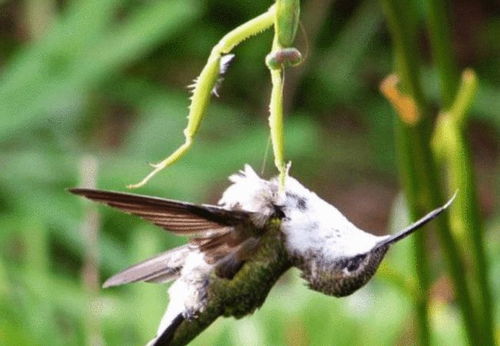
[69, 188, 253, 236]
[70, 188, 265, 280]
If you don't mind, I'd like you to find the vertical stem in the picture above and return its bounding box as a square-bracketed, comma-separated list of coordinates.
[380, 0, 480, 344]
[422, 0, 458, 108]
[381, 2, 431, 344]
[393, 122, 431, 346]
[446, 126, 494, 346]
[79, 155, 104, 346]
[424, 0, 495, 339]
[435, 71, 495, 346]
[381, 3, 431, 344]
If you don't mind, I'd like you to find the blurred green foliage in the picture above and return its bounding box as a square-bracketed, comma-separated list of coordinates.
[0, 0, 498, 345]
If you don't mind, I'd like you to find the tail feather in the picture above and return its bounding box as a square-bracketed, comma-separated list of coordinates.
[150, 313, 185, 346]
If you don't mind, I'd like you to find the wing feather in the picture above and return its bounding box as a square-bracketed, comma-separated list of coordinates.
[69, 188, 252, 236]
[70, 188, 271, 282]
[103, 245, 190, 287]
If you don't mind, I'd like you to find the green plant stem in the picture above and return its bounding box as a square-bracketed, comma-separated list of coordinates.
[393, 122, 431, 346]
[424, 0, 494, 339]
[380, 0, 480, 344]
[434, 71, 495, 346]
[423, 0, 458, 108]
[381, 3, 431, 345]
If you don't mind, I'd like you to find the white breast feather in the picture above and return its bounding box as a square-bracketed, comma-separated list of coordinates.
[280, 176, 381, 260]
[219, 165, 382, 260]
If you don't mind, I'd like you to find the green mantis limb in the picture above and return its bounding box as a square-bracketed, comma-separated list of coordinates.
[266, 0, 301, 191]
[128, 6, 276, 188]
[266, 46, 302, 191]
[268, 66, 286, 189]
[276, 0, 300, 47]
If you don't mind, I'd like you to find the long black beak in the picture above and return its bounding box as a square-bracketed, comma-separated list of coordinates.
[375, 192, 457, 249]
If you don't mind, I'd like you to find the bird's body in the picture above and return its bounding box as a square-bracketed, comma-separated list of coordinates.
[70, 165, 454, 345]
[156, 218, 288, 345]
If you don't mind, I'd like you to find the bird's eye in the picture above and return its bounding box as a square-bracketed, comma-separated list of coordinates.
[346, 254, 366, 272]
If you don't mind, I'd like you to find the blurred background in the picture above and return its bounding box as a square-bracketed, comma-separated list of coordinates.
[0, 0, 498, 345]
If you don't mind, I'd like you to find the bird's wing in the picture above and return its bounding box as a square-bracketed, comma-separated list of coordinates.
[69, 188, 253, 236]
[70, 188, 265, 281]
[103, 245, 190, 288]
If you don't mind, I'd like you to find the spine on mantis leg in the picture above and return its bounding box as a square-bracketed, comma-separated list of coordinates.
[128, 7, 276, 189]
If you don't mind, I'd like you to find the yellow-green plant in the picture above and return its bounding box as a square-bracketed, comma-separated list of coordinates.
[380, 0, 494, 345]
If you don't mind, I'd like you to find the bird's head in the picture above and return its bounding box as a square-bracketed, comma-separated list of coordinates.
[291, 193, 456, 297]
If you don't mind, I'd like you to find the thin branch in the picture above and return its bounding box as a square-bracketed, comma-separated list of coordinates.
[79, 155, 104, 346]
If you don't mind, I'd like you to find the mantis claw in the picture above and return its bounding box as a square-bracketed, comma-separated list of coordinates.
[128, 140, 193, 189]
[127, 166, 163, 189]
[128, 7, 276, 188]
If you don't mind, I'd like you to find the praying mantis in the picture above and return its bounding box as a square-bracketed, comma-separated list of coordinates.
[128, 1, 302, 190]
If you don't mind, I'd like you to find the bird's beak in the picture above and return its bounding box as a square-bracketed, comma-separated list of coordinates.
[375, 192, 457, 250]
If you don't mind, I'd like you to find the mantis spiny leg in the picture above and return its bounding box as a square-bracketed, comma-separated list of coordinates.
[128, 6, 276, 188]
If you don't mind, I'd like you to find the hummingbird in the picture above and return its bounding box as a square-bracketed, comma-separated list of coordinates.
[70, 165, 454, 346]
